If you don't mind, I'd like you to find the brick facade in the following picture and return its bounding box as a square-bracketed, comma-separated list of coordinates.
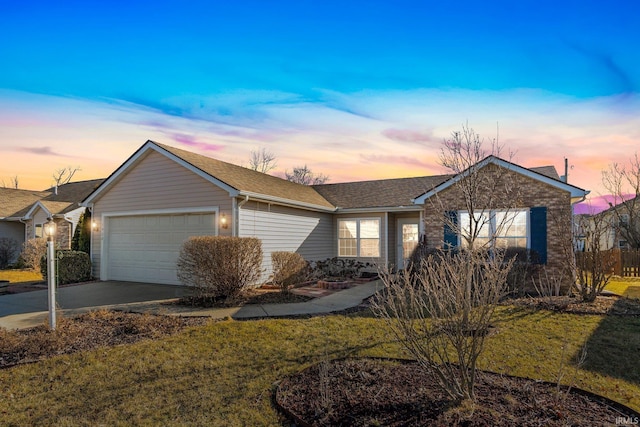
[422, 163, 574, 292]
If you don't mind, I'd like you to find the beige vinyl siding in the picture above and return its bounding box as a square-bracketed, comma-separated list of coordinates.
[31, 209, 49, 238]
[90, 150, 233, 279]
[239, 201, 334, 282]
[334, 212, 387, 268]
[0, 222, 25, 263]
[65, 206, 87, 236]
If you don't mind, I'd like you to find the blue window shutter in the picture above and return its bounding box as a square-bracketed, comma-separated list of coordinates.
[530, 207, 547, 264]
[444, 211, 458, 249]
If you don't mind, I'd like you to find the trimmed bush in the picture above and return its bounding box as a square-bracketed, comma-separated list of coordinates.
[71, 210, 91, 254]
[177, 236, 263, 299]
[21, 238, 47, 271]
[0, 237, 19, 269]
[40, 250, 92, 285]
[271, 251, 308, 292]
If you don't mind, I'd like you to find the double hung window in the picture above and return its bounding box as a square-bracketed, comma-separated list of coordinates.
[459, 210, 528, 249]
[338, 218, 380, 257]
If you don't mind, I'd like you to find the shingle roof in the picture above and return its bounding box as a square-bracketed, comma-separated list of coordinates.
[313, 175, 452, 209]
[0, 179, 105, 219]
[0, 188, 50, 218]
[85, 141, 572, 212]
[155, 142, 335, 209]
[529, 166, 560, 180]
[42, 179, 105, 214]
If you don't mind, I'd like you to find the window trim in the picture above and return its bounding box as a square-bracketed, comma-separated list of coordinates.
[34, 223, 44, 238]
[338, 217, 381, 258]
[458, 209, 530, 249]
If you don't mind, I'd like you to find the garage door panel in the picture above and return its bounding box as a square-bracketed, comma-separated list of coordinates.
[106, 213, 216, 285]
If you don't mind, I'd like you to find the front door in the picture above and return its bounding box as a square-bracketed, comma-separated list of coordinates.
[397, 219, 419, 269]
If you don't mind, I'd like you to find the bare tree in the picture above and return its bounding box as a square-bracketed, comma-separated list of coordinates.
[1, 176, 19, 189]
[374, 125, 518, 402]
[52, 166, 81, 187]
[248, 148, 277, 174]
[437, 124, 518, 251]
[285, 165, 329, 185]
[601, 153, 640, 248]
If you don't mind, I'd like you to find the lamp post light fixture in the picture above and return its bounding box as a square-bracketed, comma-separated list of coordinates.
[44, 219, 57, 330]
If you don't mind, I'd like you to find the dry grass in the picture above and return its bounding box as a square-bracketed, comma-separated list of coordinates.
[0, 269, 42, 284]
[605, 277, 640, 299]
[0, 307, 638, 426]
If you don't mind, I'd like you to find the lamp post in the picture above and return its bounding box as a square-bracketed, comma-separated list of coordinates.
[44, 219, 56, 330]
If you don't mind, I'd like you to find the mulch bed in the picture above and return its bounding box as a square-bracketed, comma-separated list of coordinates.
[0, 310, 210, 369]
[174, 288, 313, 308]
[504, 295, 640, 315]
[275, 358, 640, 426]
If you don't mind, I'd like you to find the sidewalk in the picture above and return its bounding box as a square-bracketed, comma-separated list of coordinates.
[0, 280, 384, 330]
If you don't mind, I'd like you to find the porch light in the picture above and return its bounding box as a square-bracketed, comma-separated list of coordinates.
[220, 213, 228, 229]
[45, 219, 57, 330]
[44, 220, 56, 240]
[91, 220, 98, 231]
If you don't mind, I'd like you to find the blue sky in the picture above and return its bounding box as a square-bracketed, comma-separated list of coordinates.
[1, 0, 639, 211]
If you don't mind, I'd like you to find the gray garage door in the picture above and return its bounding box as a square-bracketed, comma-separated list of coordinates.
[106, 213, 216, 285]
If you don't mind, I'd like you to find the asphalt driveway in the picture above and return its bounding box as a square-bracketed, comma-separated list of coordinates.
[0, 281, 193, 329]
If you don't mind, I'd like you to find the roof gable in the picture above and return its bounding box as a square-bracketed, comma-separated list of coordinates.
[0, 188, 50, 218]
[83, 141, 335, 211]
[412, 155, 589, 204]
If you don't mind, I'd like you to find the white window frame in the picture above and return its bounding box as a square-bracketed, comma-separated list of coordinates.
[458, 209, 529, 249]
[338, 218, 381, 258]
[34, 223, 44, 238]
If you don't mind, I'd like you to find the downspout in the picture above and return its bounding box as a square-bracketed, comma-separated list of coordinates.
[384, 212, 389, 268]
[235, 195, 249, 237]
[86, 204, 94, 273]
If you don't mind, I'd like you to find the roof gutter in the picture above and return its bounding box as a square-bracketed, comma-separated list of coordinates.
[237, 191, 336, 213]
[335, 206, 423, 214]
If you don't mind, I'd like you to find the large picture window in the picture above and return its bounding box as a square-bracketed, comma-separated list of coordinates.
[338, 218, 380, 257]
[459, 210, 528, 249]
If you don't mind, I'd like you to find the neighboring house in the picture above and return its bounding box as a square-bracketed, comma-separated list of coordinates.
[81, 140, 589, 286]
[582, 196, 640, 250]
[0, 179, 104, 262]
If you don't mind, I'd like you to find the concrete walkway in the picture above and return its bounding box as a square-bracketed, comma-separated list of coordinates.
[0, 280, 384, 330]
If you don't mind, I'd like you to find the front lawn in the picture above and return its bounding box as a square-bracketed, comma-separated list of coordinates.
[0, 269, 42, 284]
[605, 277, 640, 299]
[0, 307, 639, 425]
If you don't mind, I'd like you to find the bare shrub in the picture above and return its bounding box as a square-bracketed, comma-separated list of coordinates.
[373, 249, 513, 402]
[0, 237, 19, 269]
[504, 248, 542, 297]
[176, 236, 263, 299]
[271, 251, 308, 292]
[573, 214, 616, 302]
[21, 238, 47, 271]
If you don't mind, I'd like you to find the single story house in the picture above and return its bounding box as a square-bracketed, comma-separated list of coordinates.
[0, 179, 104, 262]
[81, 140, 588, 286]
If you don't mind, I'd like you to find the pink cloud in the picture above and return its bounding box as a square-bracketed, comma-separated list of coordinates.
[382, 128, 434, 144]
[360, 154, 432, 169]
[172, 133, 224, 151]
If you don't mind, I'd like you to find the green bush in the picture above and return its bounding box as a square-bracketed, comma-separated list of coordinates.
[177, 236, 263, 299]
[71, 210, 91, 254]
[40, 250, 92, 285]
[271, 251, 308, 292]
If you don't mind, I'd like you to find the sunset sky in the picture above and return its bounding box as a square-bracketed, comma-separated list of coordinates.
[1, 1, 639, 213]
